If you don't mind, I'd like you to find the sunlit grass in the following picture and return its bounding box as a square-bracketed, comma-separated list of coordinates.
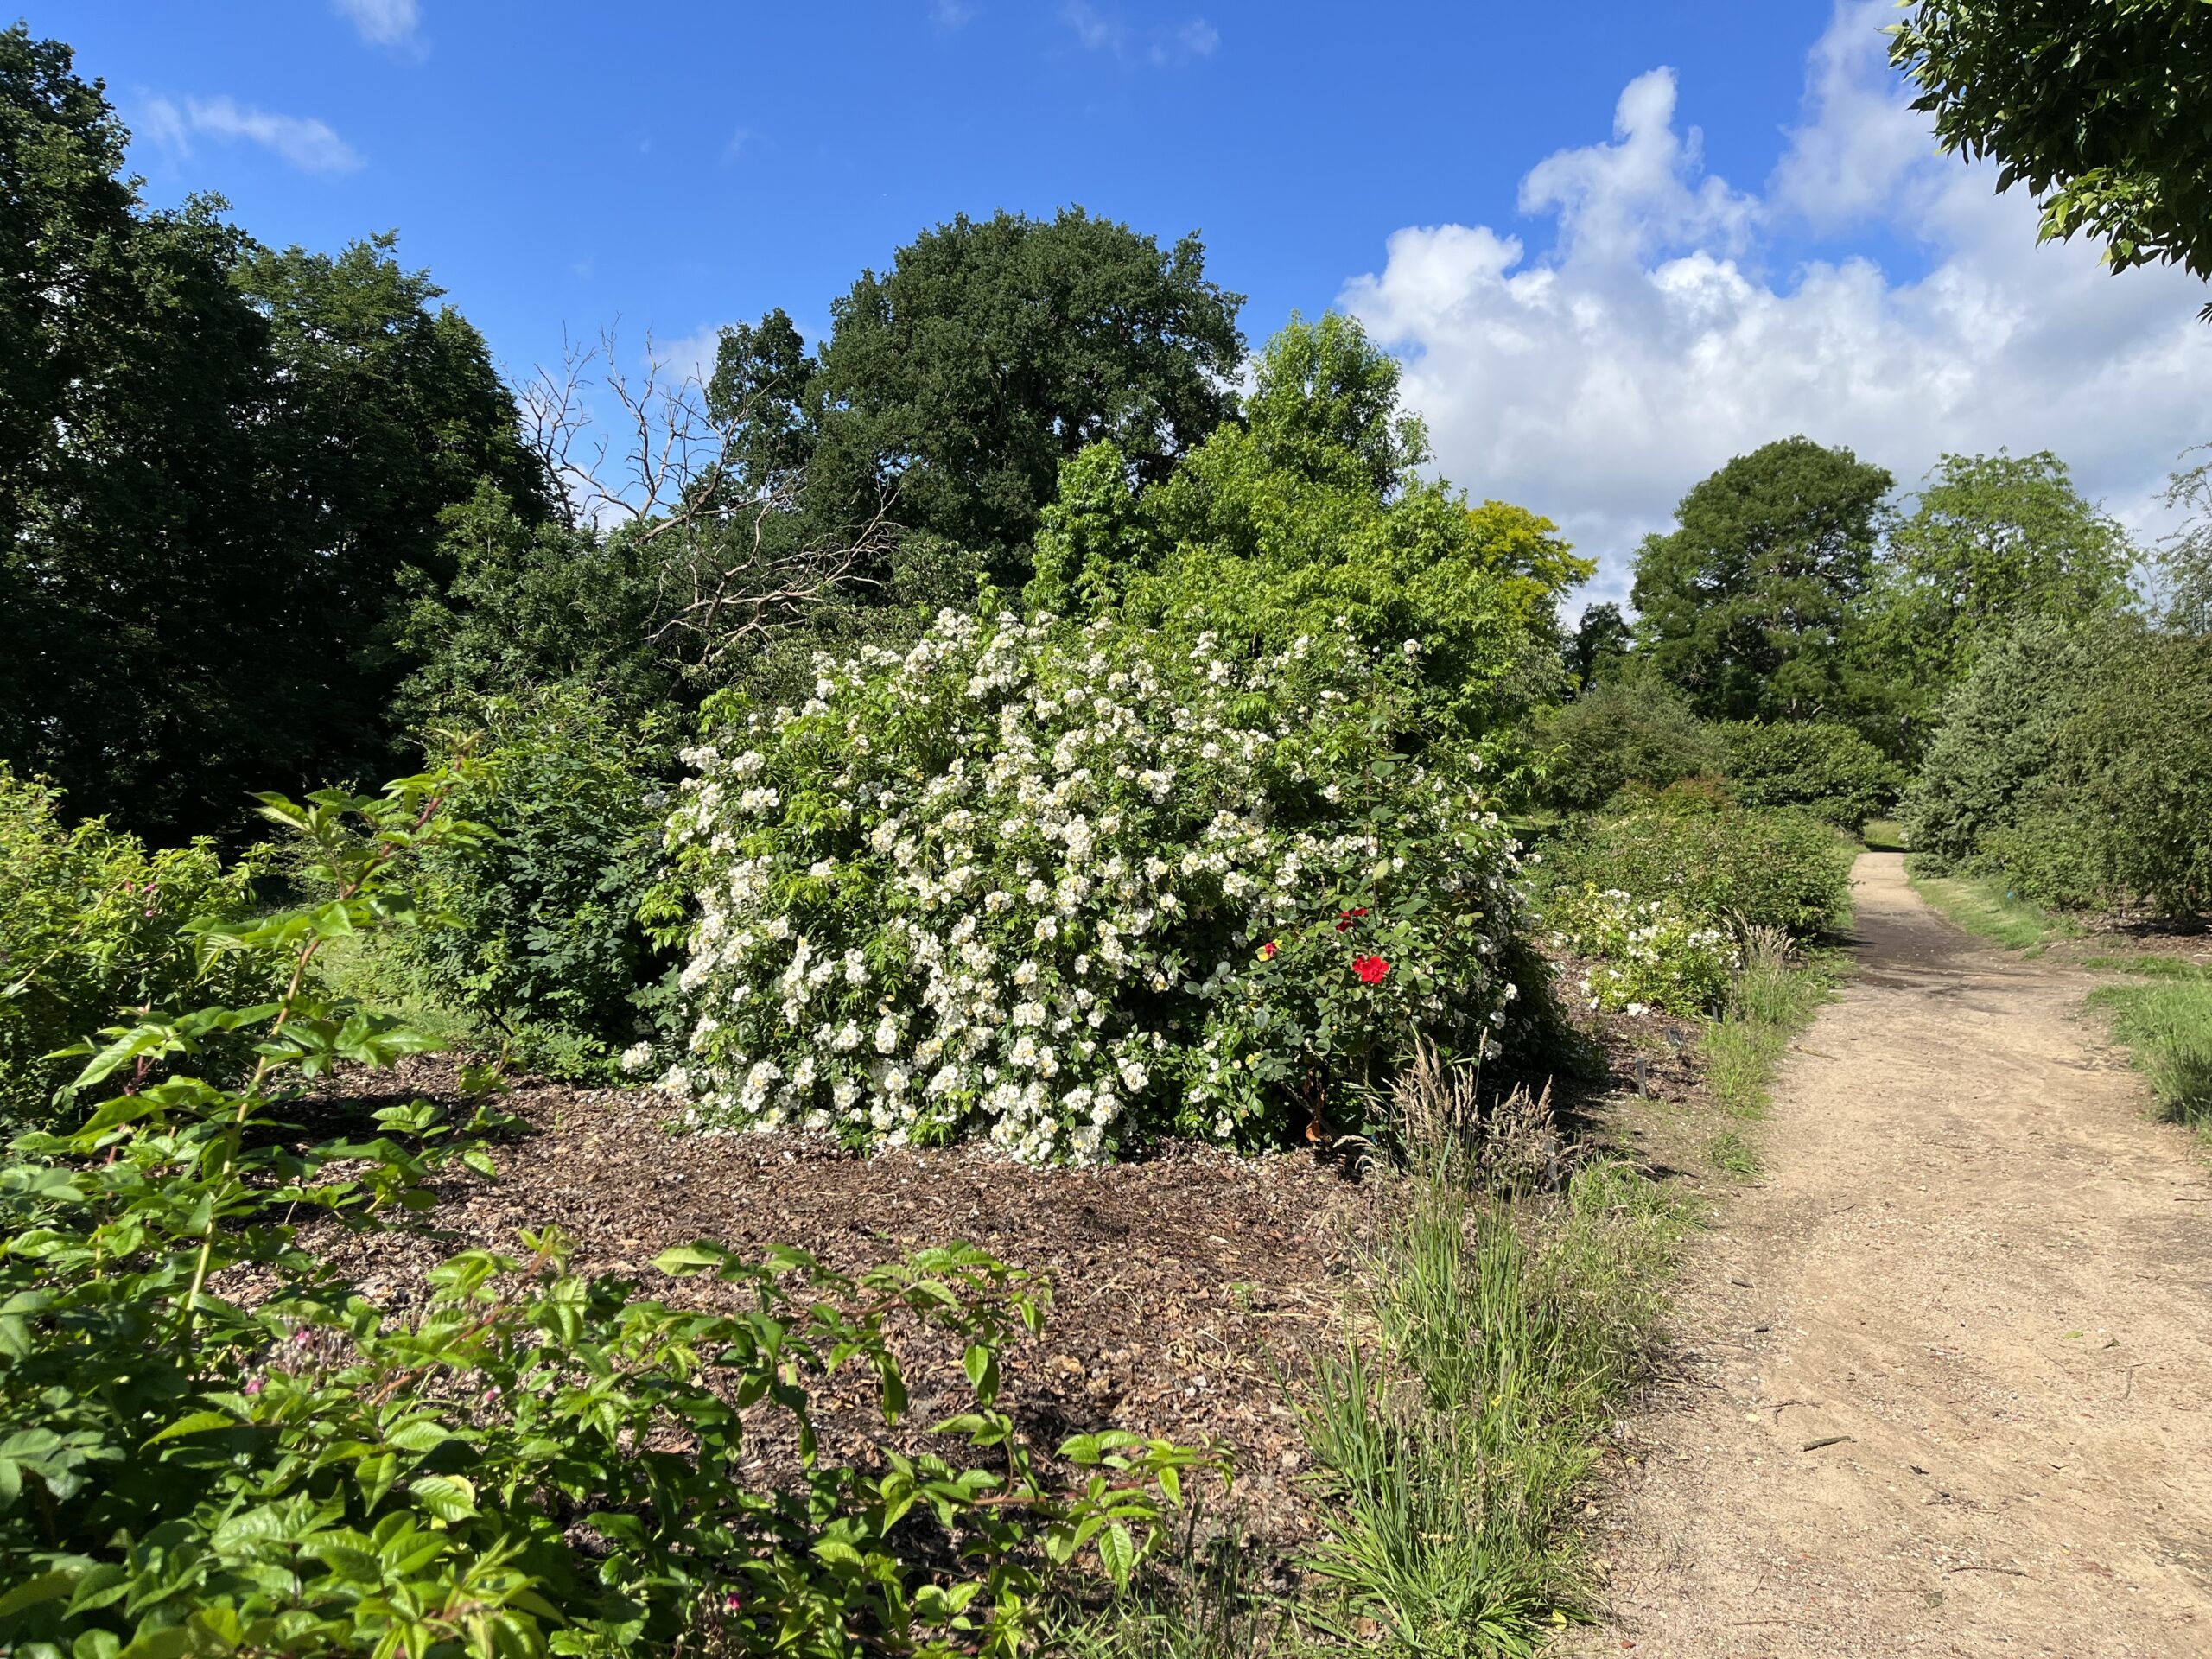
[1860, 818, 1907, 853]
[1296, 1160, 1681, 1657]
[1905, 863, 2075, 954]
[2089, 979, 2212, 1140]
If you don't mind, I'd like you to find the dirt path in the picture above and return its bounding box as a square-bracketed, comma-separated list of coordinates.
[1572, 853, 2212, 1657]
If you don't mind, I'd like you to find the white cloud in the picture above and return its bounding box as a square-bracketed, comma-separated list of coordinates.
[1153, 18, 1218, 64]
[141, 95, 362, 175]
[332, 0, 419, 47]
[1063, 2, 1122, 52]
[1342, 0, 2212, 611]
[931, 0, 976, 27]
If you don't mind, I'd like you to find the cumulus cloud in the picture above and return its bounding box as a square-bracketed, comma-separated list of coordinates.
[141, 95, 362, 175]
[1342, 0, 2212, 609]
[332, 0, 419, 47]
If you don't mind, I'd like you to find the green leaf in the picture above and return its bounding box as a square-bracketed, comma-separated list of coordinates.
[408, 1473, 479, 1523]
[1097, 1522, 1136, 1591]
[146, 1411, 245, 1445]
[0, 1571, 76, 1619]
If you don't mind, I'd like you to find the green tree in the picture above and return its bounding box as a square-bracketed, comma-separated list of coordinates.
[1137, 316, 1592, 741]
[0, 28, 541, 840]
[1630, 436, 1893, 722]
[710, 207, 1245, 583]
[1565, 601, 1634, 691]
[2157, 446, 2212, 633]
[1855, 450, 2136, 753]
[1891, 0, 2212, 315]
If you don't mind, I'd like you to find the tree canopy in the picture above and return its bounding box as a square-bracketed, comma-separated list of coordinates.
[1630, 436, 1893, 722]
[709, 208, 1246, 586]
[1026, 315, 1591, 742]
[0, 26, 539, 839]
[1891, 0, 2212, 313]
[1851, 450, 2136, 752]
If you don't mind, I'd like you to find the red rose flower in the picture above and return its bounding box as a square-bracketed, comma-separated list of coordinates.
[1335, 906, 1370, 933]
[1353, 954, 1390, 985]
[1259, 939, 1281, 960]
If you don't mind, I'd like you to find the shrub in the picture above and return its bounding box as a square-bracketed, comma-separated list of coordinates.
[1543, 798, 1853, 938]
[1, 768, 1207, 1659]
[1541, 885, 1738, 1014]
[1898, 618, 2104, 872]
[2018, 630, 2212, 917]
[1529, 678, 1724, 812]
[1718, 719, 1903, 827]
[398, 687, 676, 1076]
[0, 764, 274, 1128]
[660, 610, 1529, 1162]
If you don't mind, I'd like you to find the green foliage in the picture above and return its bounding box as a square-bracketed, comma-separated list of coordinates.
[711, 208, 1245, 584]
[2088, 978, 2212, 1135]
[1854, 450, 2136, 753]
[1543, 798, 1854, 938]
[1991, 630, 2212, 917]
[1563, 601, 1633, 691]
[397, 484, 673, 726]
[1699, 933, 1834, 1120]
[1530, 679, 1723, 813]
[1717, 720, 1903, 828]
[0, 28, 544, 841]
[1891, 0, 2212, 311]
[0, 766, 275, 1129]
[1135, 316, 1590, 743]
[1630, 436, 1893, 721]
[396, 689, 677, 1077]
[2156, 447, 2212, 634]
[662, 613, 1531, 1162]
[1541, 886, 1738, 1015]
[1897, 618, 2104, 873]
[0, 765, 1211, 1659]
[1298, 1157, 1679, 1654]
[1024, 441, 1160, 620]
[1904, 617, 2212, 917]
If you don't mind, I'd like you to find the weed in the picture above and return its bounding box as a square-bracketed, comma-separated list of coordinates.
[2088, 980, 2212, 1137]
[1699, 934, 1834, 1121]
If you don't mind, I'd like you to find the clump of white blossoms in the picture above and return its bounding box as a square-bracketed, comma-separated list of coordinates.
[660, 609, 1527, 1163]
[1543, 885, 1738, 1014]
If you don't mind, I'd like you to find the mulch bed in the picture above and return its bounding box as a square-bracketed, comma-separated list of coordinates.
[257, 997, 1675, 1568]
[283, 1058, 1385, 1556]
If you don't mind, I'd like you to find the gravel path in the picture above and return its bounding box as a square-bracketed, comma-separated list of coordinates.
[1571, 853, 2212, 1656]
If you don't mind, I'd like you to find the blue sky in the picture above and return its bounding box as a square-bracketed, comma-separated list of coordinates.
[30, 0, 2212, 601]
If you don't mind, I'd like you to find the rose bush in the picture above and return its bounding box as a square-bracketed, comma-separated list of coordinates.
[658, 609, 1529, 1162]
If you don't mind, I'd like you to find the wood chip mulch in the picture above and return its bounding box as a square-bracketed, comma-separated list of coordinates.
[281, 1059, 1384, 1555]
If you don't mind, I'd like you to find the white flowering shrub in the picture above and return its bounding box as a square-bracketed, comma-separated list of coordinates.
[1542, 884, 1738, 1015]
[659, 610, 1528, 1162]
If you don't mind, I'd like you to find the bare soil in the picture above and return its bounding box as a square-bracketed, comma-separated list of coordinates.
[1567, 854, 2212, 1657]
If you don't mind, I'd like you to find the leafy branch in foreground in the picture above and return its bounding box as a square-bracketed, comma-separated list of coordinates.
[0, 765, 1217, 1658]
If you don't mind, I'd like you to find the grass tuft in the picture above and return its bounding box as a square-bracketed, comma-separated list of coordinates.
[1295, 1159, 1680, 1656]
[1707, 1129, 1760, 1179]
[2088, 979, 2212, 1139]
[1699, 933, 1834, 1122]
[1905, 864, 2075, 953]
